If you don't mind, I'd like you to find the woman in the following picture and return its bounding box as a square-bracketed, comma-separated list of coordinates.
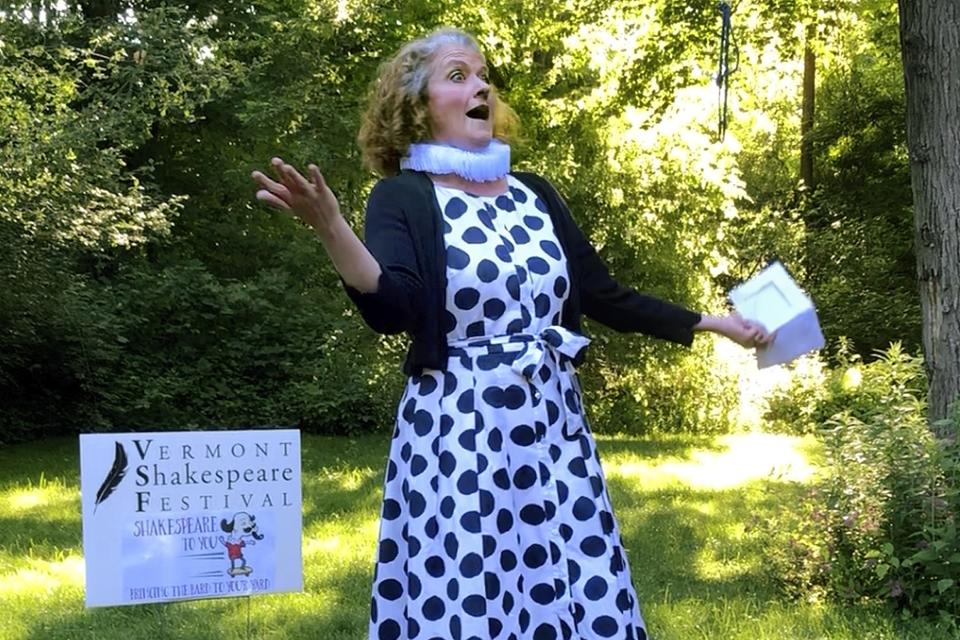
[253, 27, 769, 640]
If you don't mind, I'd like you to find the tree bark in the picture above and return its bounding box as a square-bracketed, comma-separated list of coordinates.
[898, 0, 960, 425]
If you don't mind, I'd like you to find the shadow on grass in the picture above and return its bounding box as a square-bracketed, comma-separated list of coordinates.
[0, 437, 80, 487]
[11, 563, 375, 640]
[4, 432, 939, 639]
[594, 432, 726, 463]
[609, 475, 800, 602]
[18, 562, 375, 640]
[0, 515, 81, 561]
[300, 435, 388, 532]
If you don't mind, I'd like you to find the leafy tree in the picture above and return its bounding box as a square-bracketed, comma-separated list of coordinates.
[0, 0, 929, 442]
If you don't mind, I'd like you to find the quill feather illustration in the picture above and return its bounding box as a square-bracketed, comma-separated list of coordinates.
[94, 441, 128, 513]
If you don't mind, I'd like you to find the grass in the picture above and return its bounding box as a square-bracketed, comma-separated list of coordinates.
[0, 431, 957, 639]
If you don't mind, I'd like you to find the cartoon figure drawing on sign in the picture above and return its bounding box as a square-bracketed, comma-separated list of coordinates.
[219, 512, 263, 577]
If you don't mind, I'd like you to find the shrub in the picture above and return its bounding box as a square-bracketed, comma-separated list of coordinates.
[582, 332, 743, 435]
[92, 260, 404, 436]
[756, 344, 960, 622]
[761, 353, 830, 435]
[763, 339, 927, 435]
[0, 251, 405, 443]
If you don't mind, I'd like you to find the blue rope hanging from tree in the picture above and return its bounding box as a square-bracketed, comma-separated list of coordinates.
[716, 1, 739, 140]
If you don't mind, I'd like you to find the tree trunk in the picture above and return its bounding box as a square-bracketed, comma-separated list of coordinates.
[800, 24, 816, 191]
[898, 0, 960, 425]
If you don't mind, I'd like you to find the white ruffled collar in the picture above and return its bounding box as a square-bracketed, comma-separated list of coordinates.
[400, 140, 510, 182]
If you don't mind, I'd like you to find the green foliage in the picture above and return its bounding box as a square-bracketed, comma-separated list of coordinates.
[803, 2, 919, 358]
[0, 223, 91, 442]
[0, 7, 233, 250]
[95, 260, 400, 433]
[757, 344, 960, 622]
[0, 0, 923, 442]
[1, 0, 754, 442]
[722, 0, 919, 363]
[0, 250, 404, 443]
[583, 338, 742, 435]
[764, 339, 926, 434]
[760, 353, 830, 435]
[0, 4, 408, 442]
[503, 20, 763, 434]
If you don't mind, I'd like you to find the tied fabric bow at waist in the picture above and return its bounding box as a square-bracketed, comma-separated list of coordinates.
[448, 326, 592, 437]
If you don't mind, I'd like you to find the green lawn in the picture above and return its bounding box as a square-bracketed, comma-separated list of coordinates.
[0, 432, 955, 639]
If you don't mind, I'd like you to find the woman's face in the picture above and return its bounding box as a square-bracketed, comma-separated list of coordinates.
[425, 45, 493, 150]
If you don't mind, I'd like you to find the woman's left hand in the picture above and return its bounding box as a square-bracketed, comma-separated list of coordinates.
[696, 313, 774, 349]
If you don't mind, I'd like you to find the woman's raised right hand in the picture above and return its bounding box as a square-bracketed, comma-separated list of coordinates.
[251, 157, 341, 235]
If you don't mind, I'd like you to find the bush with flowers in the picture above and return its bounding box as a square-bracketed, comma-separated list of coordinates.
[755, 343, 960, 622]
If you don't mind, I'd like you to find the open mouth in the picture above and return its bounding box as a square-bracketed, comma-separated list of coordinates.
[466, 105, 489, 120]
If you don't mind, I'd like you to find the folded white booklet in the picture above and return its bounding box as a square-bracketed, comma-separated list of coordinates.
[728, 261, 825, 368]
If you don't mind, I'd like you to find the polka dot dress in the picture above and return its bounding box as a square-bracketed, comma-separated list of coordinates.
[370, 176, 648, 640]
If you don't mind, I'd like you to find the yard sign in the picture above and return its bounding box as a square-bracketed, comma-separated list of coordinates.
[80, 429, 302, 607]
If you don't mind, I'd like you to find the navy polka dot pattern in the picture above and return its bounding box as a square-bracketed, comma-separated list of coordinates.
[370, 176, 648, 640]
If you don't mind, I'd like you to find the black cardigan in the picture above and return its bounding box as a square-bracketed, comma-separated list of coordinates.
[343, 170, 701, 375]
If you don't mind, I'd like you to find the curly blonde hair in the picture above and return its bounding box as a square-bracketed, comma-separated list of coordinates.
[358, 28, 519, 177]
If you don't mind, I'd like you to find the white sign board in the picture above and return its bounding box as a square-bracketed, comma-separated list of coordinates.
[729, 261, 825, 368]
[80, 430, 302, 607]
